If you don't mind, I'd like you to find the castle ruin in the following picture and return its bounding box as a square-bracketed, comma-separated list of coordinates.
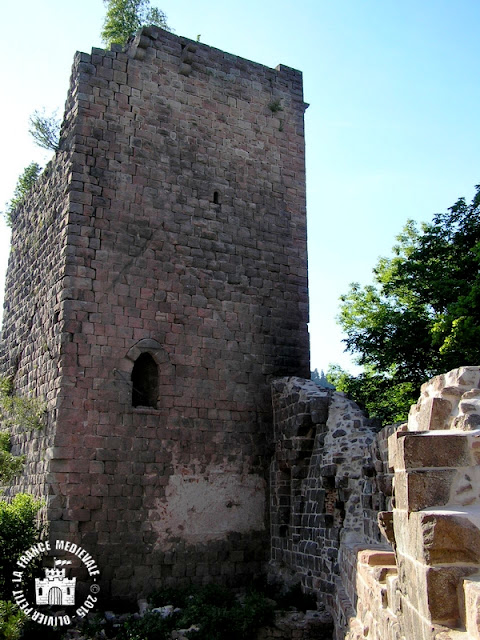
[3, 27, 480, 640]
[1, 26, 309, 597]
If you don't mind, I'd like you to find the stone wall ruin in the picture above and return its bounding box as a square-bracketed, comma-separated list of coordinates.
[268, 367, 480, 639]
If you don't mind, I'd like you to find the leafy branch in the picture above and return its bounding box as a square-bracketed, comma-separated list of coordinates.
[28, 109, 60, 152]
[101, 0, 171, 47]
[0, 377, 46, 484]
[332, 182, 480, 423]
[0, 377, 46, 432]
[0, 432, 25, 485]
[2, 162, 42, 227]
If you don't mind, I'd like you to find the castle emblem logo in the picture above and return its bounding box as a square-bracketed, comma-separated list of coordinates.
[35, 559, 76, 606]
[11, 539, 100, 627]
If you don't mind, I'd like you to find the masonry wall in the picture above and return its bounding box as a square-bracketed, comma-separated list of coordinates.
[269, 379, 391, 603]
[0, 111, 78, 503]
[270, 369, 480, 640]
[338, 367, 480, 640]
[1, 27, 309, 598]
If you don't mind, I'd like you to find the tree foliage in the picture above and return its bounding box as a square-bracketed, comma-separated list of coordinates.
[28, 110, 60, 152]
[0, 432, 25, 485]
[101, 0, 171, 47]
[3, 163, 42, 226]
[0, 377, 46, 433]
[311, 368, 334, 389]
[0, 601, 27, 640]
[0, 376, 45, 484]
[332, 184, 480, 423]
[0, 494, 43, 600]
[327, 365, 417, 424]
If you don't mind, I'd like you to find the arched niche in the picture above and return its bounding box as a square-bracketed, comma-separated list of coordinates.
[131, 352, 158, 408]
[124, 338, 169, 409]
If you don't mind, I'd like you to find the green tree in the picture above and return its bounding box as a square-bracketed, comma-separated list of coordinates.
[332, 184, 480, 423]
[0, 494, 43, 600]
[0, 601, 26, 640]
[0, 376, 45, 483]
[0, 432, 25, 485]
[311, 368, 334, 389]
[326, 364, 416, 424]
[28, 110, 60, 152]
[101, 0, 171, 47]
[3, 162, 42, 227]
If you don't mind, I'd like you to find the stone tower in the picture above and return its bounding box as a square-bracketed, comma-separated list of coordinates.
[1, 27, 309, 597]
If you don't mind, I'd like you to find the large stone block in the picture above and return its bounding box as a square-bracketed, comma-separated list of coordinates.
[398, 432, 472, 469]
[416, 510, 480, 565]
[425, 565, 477, 625]
[409, 397, 453, 431]
[358, 549, 396, 567]
[395, 553, 474, 626]
[393, 469, 456, 512]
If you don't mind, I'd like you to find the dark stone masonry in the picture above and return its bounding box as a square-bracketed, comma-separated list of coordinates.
[1, 27, 309, 598]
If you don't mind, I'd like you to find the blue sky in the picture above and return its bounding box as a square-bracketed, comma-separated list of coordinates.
[1, 0, 479, 374]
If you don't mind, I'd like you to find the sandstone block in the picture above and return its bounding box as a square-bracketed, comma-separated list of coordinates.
[418, 510, 480, 565]
[425, 565, 478, 625]
[358, 549, 396, 567]
[411, 397, 453, 431]
[394, 469, 456, 512]
[398, 432, 471, 469]
[464, 574, 480, 639]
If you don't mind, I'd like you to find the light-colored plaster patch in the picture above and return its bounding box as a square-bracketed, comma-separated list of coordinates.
[152, 472, 266, 544]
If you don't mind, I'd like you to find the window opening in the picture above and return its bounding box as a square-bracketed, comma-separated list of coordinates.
[213, 191, 220, 204]
[131, 352, 158, 408]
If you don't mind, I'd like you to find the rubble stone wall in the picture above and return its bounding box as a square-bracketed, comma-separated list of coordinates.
[269, 378, 389, 600]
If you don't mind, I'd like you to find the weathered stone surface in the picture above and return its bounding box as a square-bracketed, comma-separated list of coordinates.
[394, 469, 456, 511]
[377, 511, 394, 545]
[399, 432, 472, 469]
[0, 26, 309, 598]
[464, 575, 480, 639]
[409, 367, 480, 432]
[418, 510, 480, 565]
[425, 566, 478, 624]
[357, 549, 396, 567]
[415, 397, 453, 430]
[450, 466, 480, 506]
[333, 369, 480, 640]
